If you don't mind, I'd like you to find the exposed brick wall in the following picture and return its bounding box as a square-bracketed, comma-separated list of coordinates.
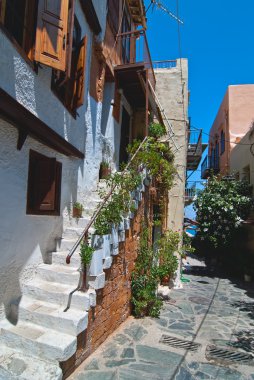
[61, 196, 149, 378]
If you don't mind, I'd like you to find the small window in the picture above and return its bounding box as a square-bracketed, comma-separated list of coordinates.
[221, 130, 225, 154]
[0, 0, 37, 60]
[27, 150, 62, 215]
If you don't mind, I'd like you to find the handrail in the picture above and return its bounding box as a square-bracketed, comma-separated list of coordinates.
[153, 60, 177, 69]
[66, 136, 148, 264]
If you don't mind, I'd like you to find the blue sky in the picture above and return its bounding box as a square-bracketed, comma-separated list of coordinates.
[144, 0, 254, 218]
[145, 0, 254, 144]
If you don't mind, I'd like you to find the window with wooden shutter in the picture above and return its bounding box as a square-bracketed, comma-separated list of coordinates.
[51, 16, 88, 115]
[34, 0, 69, 71]
[0, 0, 37, 62]
[27, 150, 62, 215]
[73, 36, 87, 109]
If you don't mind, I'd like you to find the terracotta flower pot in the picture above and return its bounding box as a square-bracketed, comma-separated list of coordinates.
[99, 164, 111, 179]
[161, 275, 170, 286]
[73, 206, 82, 218]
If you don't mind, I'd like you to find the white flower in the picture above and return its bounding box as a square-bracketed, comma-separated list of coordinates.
[204, 228, 208, 232]
[218, 225, 222, 229]
[222, 234, 226, 238]
[225, 226, 230, 231]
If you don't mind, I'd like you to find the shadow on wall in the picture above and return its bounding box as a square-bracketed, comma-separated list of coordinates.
[0, 127, 81, 326]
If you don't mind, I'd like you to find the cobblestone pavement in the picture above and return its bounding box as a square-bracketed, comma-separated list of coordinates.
[69, 264, 254, 380]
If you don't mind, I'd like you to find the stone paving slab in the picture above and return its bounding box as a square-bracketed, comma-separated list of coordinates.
[69, 264, 254, 380]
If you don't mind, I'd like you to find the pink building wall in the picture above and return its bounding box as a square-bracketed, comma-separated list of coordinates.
[209, 84, 254, 175]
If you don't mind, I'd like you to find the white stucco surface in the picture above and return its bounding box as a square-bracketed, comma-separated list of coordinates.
[0, 0, 119, 320]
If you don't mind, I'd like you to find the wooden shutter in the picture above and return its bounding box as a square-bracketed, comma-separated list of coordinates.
[35, 155, 56, 211]
[73, 36, 87, 109]
[65, 0, 75, 79]
[34, 0, 69, 71]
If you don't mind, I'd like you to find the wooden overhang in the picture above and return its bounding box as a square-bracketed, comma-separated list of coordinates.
[80, 0, 102, 35]
[114, 63, 146, 108]
[114, 63, 163, 124]
[0, 88, 84, 158]
[127, 0, 147, 29]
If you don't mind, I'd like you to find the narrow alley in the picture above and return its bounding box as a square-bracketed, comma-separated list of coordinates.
[70, 257, 254, 380]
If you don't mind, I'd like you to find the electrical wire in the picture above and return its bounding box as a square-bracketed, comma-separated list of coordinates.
[191, 125, 254, 146]
[176, 0, 186, 128]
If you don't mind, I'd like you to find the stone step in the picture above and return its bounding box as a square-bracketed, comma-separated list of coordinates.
[0, 344, 62, 380]
[68, 217, 90, 229]
[23, 279, 90, 311]
[56, 238, 78, 252]
[18, 296, 88, 336]
[88, 272, 105, 290]
[36, 263, 80, 286]
[52, 251, 81, 268]
[0, 320, 76, 362]
[63, 226, 85, 239]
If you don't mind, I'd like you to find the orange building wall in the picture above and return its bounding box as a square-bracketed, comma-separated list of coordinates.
[208, 85, 254, 175]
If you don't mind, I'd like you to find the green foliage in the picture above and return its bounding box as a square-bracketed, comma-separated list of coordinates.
[127, 137, 175, 191]
[182, 231, 195, 254]
[80, 241, 94, 266]
[131, 227, 178, 318]
[149, 123, 166, 138]
[156, 231, 179, 280]
[73, 202, 83, 210]
[94, 169, 142, 235]
[100, 161, 110, 169]
[194, 176, 253, 249]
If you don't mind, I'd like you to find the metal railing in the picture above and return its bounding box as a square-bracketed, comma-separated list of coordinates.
[201, 155, 220, 178]
[188, 129, 202, 156]
[152, 60, 177, 69]
[117, 29, 156, 90]
[185, 181, 203, 203]
[66, 136, 148, 265]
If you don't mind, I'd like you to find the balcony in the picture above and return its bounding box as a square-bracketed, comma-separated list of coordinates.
[185, 181, 202, 205]
[187, 129, 207, 171]
[201, 155, 220, 179]
[115, 29, 162, 127]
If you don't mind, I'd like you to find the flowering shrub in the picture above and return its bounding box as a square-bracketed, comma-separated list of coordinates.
[194, 177, 252, 248]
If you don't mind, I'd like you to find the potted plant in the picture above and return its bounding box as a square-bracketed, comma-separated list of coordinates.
[73, 202, 83, 218]
[80, 241, 95, 288]
[93, 213, 112, 261]
[99, 161, 111, 179]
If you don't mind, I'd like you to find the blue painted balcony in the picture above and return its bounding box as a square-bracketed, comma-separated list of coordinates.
[201, 155, 220, 179]
[187, 130, 207, 171]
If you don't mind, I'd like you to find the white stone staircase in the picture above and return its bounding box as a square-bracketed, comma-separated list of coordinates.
[0, 179, 145, 379]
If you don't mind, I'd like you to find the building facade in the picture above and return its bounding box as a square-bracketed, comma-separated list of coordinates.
[0, 1, 190, 377]
[201, 84, 254, 179]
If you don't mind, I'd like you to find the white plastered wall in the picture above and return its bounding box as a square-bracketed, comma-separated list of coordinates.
[0, 0, 121, 320]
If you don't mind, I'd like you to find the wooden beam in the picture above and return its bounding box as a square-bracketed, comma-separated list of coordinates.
[0, 88, 84, 158]
[17, 129, 28, 150]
